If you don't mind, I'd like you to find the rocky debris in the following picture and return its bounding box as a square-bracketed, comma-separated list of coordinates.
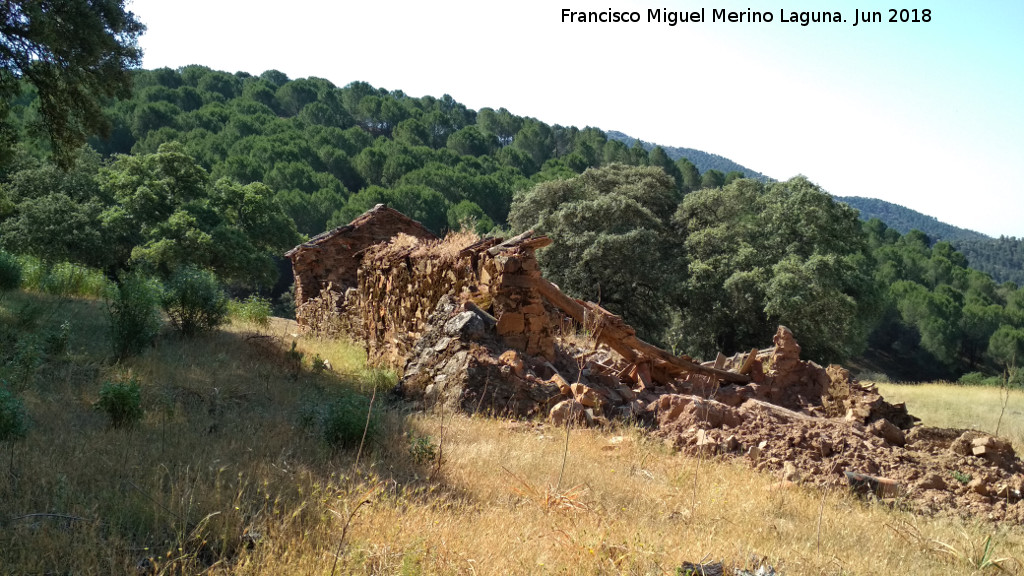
[868, 418, 906, 447]
[290, 207, 1024, 522]
[549, 399, 587, 427]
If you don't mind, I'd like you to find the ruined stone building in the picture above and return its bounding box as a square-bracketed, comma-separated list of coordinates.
[285, 204, 436, 331]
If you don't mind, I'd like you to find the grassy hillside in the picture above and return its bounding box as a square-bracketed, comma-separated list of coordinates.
[2, 290, 1023, 574]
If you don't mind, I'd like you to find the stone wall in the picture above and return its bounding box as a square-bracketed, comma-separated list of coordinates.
[285, 204, 436, 332]
[353, 231, 557, 372]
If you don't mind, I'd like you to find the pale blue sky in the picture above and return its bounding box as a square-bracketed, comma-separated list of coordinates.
[130, 0, 1024, 237]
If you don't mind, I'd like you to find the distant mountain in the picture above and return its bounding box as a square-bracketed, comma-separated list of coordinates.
[836, 196, 989, 242]
[837, 196, 1024, 285]
[606, 131, 772, 181]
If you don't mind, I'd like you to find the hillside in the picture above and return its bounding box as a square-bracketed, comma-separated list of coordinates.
[606, 130, 772, 180]
[838, 196, 1024, 285]
[1, 289, 1022, 574]
[836, 196, 989, 242]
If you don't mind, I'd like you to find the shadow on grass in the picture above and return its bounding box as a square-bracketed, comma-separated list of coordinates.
[0, 290, 475, 574]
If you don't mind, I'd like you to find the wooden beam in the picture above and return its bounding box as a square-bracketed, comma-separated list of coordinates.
[531, 276, 750, 384]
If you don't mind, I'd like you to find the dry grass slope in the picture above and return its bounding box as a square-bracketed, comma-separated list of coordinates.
[876, 382, 1024, 453]
[1, 291, 1022, 575]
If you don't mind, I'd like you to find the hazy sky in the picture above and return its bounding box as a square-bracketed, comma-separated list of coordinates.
[130, 0, 1023, 238]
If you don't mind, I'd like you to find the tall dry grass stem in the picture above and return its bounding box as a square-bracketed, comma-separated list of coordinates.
[329, 496, 372, 576]
[355, 385, 377, 468]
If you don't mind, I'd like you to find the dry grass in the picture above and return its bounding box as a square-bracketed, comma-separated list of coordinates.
[876, 382, 1024, 452]
[1, 292, 1023, 575]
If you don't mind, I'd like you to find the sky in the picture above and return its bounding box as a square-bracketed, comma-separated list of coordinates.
[130, 0, 1024, 238]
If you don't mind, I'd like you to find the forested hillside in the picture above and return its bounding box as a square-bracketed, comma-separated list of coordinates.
[838, 196, 1024, 285]
[607, 130, 771, 181]
[2, 65, 1024, 382]
[953, 236, 1024, 287]
[837, 196, 988, 242]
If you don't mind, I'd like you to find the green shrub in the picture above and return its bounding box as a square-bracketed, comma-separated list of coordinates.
[15, 256, 111, 298]
[300, 392, 379, 450]
[359, 367, 398, 395]
[95, 378, 144, 429]
[407, 431, 438, 465]
[228, 295, 272, 329]
[44, 320, 72, 356]
[161, 267, 228, 337]
[0, 387, 29, 443]
[43, 262, 112, 298]
[7, 336, 43, 392]
[108, 273, 163, 359]
[311, 353, 327, 374]
[959, 372, 1001, 387]
[0, 250, 22, 292]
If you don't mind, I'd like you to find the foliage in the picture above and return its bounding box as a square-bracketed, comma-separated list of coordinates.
[407, 431, 438, 466]
[17, 256, 112, 298]
[0, 158, 108, 266]
[988, 325, 1024, 369]
[0, 249, 21, 292]
[866, 218, 1024, 380]
[605, 130, 771, 182]
[839, 196, 988, 243]
[300, 392, 379, 450]
[5, 335, 42, 392]
[107, 272, 162, 359]
[958, 372, 1001, 387]
[954, 236, 1024, 286]
[228, 295, 271, 330]
[0, 0, 145, 166]
[509, 164, 683, 342]
[160, 266, 228, 337]
[0, 387, 29, 442]
[98, 143, 299, 288]
[841, 196, 1024, 286]
[95, 377, 143, 429]
[673, 176, 880, 361]
[44, 320, 71, 356]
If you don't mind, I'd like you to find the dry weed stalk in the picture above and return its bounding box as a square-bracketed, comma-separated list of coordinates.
[354, 385, 377, 468]
[503, 465, 591, 513]
[328, 492, 374, 576]
[995, 361, 1015, 437]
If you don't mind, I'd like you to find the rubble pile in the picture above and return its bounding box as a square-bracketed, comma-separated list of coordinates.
[286, 207, 1024, 521]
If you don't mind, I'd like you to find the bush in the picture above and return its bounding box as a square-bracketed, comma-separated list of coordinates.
[95, 378, 144, 429]
[959, 372, 1001, 387]
[300, 392, 379, 451]
[161, 267, 228, 337]
[228, 295, 272, 330]
[43, 262, 112, 298]
[44, 320, 71, 356]
[0, 250, 22, 292]
[7, 336, 43, 392]
[407, 431, 438, 465]
[15, 256, 111, 298]
[0, 387, 29, 443]
[108, 273, 163, 360]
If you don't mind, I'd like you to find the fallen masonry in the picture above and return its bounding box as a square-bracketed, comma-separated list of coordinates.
[287, 207, 1024, 521]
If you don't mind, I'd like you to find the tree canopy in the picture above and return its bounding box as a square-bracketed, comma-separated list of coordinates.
[0, 0, 145, 166]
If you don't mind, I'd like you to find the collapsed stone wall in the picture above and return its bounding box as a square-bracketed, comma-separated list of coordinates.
[290, 210, 1023, 521]
[353, 232, 557, 370]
